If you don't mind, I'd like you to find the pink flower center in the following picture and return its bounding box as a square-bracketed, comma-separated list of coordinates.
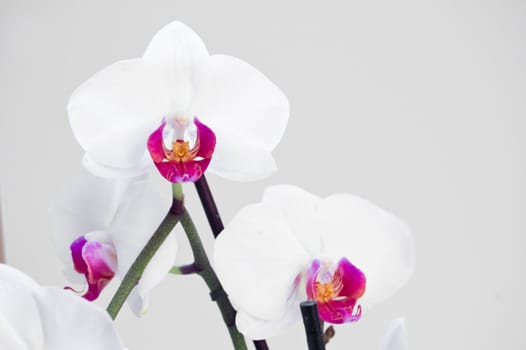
[166, 140, 192, 161]
[315, 278, 342, 303]
[306, 257, 366, 324]
[147, 117, 216, 183]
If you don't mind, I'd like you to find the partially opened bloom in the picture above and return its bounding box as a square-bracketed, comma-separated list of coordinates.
[0, 264, 125, 349]
[68, 21, 289, 183]
[214, 185, 414, 339]
[49, 170, 176, 315]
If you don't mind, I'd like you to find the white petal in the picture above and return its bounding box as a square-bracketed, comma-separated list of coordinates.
[69, 59, 166, 149]
[106, 177, 176, 316]
[315, 195, 415, 305]
[236, 305, 301, 340]
[143, 22, 208, 126]
[190, 54, 289, 151]
[262, 185, 322, 256]
[0, 264, 41, 290]
[0, 264, 124, 350]
[82, 152, 153, 180]
[214, 203, 310, 320]
[0, 315, 32, 350]
[69, 59, 193, 178]
[380, 318, 409, 350]
[84, 119, 158, 177]
[207, 126, 278, 181]
[49, 171, 129, 269]
[37, 287, 124, 349]
[0, 265, 43, 350]
[143, 21, 209, 67]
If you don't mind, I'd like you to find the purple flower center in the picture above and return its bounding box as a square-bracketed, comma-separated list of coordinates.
[306, 257, 366, 324]
[147, 117, 216, 183]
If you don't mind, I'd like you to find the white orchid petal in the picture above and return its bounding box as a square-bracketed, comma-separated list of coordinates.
[49, 171, 127, 268]
[381, 318, 409, 350]
[0, 265, 124, 349]
[207, 126, 278, 182]
[38, 287, 124, 349]
[236, 306, 301, 341]
[0, 264, 41, 290]
[262, 185, 322, 256]
[315, 195, 415, 304]
[68, 59, 172, 152]
[85, 119, 158, 176]
[142, 21, 208, 121]
[143, 21, 209, 66]
[126, 288, 144, 318]
[191, 54, 289, 151]
[82, 153, 153, 179]
[68, 57, 195, 179]
[0, 269, 43, 350]
[106, 177, 176, 315]
[214, 203, 310, 320]
[0, 315, 31, 350]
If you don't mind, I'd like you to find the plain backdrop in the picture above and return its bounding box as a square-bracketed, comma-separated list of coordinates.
[1, 1, 525, 349]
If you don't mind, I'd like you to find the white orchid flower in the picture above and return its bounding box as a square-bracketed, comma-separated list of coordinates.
[0, 264, 125, 349]
[214, 185, 415, 339]
[49, 170, 175, 315]
[68, 21, 289, 183]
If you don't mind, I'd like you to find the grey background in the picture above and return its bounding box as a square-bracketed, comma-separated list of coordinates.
[1, 0, 525, 349]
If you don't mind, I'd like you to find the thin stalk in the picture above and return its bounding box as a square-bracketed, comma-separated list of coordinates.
[179, 209, 247, 350]
[106, 184, 184, 319]
[301, 301, 326, 350]
[195, 175, 270, 350]
[194, 175, 224, 237]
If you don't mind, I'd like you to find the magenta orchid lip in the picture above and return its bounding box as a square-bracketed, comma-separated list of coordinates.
[306, 257, 366, 324]
[68, 235, 117, 301]
[148, 117, 216, 183]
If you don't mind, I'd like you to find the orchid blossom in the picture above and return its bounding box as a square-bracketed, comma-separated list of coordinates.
[68, 21, 289, 183]
[49, 170, 175, 315]
[0, 264, 125, 349]
[214, 185, 415, 339]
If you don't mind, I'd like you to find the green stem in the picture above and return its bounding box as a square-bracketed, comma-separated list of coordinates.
[180, 209, 248, 350]
[106, 184, 184, 319]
